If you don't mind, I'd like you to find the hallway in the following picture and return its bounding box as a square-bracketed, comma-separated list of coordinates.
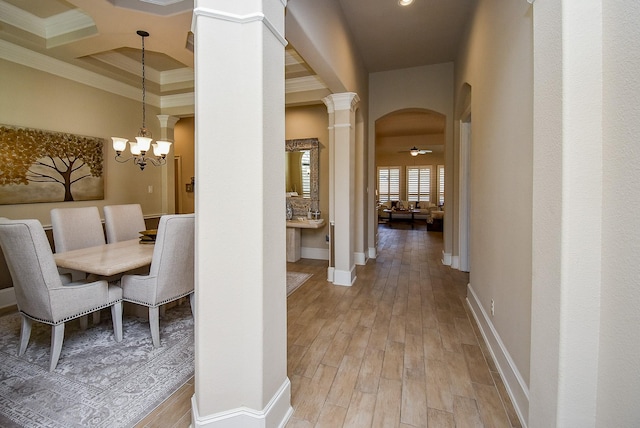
[138, 225, 521, 427]
[286, 225, 520, 427]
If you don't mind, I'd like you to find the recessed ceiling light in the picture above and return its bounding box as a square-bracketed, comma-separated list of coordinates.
[398, 0, 414, 6]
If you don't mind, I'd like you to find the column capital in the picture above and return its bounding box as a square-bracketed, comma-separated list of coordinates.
[323, 92, 360, 113]
[156, 114, 180, 129]
[192, 1, 287, 47]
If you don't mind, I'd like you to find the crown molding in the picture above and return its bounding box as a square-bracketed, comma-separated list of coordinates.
[0, 0, 45, 37]
[285, 75, 327, 93]
[161, 92, 194, 109]
[161, 68, 194, 85]
[0, 1, 95, 41]
[45, 9, 95, 39]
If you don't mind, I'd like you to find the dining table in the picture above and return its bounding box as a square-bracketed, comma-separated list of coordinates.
[53, 239, 154, 277]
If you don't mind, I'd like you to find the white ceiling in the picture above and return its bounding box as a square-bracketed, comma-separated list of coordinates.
[337, 0, 475, 72]
[0, 0, 475, 141]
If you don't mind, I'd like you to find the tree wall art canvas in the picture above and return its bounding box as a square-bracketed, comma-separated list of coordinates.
[0, 125, 105, 204]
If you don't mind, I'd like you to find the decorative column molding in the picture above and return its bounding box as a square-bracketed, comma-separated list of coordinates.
[191, 0, 291, 427]
[530, 1, 602, 426]
[323, 92, 360, 286]
[156, 114, 179, 215]
[323, 92, 360, 113]
[192, 7, 287, 47]
[156, 114, 180, 140]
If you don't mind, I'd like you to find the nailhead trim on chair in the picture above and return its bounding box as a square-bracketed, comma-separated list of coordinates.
[123, 291, 193, 308]
[20, 298, 123, 326]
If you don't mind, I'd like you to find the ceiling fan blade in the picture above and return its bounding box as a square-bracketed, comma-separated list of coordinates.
[396, 147, 433, 154]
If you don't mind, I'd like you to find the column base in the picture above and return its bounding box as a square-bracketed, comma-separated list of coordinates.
[354, 251, 367, 265]
[192, 378, 293, 428]
[442, 251, 452, 266]
[333, 266, 356, 286]
[327, 266, 334, 282]
[368, 246, 377, 259]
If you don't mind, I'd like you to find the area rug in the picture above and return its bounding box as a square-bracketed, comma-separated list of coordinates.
[287, 272, 313, 296]
[0, 304, 194, 428]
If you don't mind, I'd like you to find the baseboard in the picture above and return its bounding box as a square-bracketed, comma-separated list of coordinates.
[354, 252, 366, 266]
[300, 247, 329, 261]
[451, 255, 460, 269]
[333, 266, 356, 286]
[442, 251, 452, 266]
[368, 246, 377, 259]
[466, 284, 529, 427]
[192, 378, 293, 428]
[0, 287, 16, 309]
[327, 267, 334, 282]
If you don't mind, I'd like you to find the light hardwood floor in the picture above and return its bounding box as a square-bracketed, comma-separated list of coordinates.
[139, 223, 521, 428]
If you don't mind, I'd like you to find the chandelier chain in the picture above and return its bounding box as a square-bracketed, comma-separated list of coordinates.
[141, 34, 146, 130]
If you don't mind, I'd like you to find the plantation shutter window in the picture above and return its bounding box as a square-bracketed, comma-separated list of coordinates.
[301, 150, 311, 198]
[437, 164, 445, 206]
[406, 166, 431, 202]
[377, 167, 400, 202]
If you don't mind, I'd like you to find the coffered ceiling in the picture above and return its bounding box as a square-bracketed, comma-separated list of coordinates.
[0, 0, 328, 113]
[0, 0, 475, 136]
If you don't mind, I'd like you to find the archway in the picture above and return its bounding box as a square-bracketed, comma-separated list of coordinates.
[374, 108, 446, 230]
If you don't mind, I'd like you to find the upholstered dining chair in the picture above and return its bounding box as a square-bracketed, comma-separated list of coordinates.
[103, 204, 147, 244]
[51, 206, 108, 327]
[0, 218, 123, 371]
[121, 214, 194, 347]
[51, 206, 105, 254]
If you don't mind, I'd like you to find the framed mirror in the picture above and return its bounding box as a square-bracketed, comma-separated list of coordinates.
[286, 138, 319, 215]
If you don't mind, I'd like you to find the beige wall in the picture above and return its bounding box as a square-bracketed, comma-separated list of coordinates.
[0, 59, 170, 226]
[286, 104, 329, 255]
[174, 117, 195, 214]
[454, 0, 533, 419]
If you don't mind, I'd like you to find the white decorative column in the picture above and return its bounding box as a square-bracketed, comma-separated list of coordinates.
[530, 0, 602, 426]
[192, 1, 291, 427]
[157, 114, 179, 214]
[323, 93, 359, 286]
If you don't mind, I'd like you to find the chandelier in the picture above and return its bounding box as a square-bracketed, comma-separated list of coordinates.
[111, 30, 171, 171]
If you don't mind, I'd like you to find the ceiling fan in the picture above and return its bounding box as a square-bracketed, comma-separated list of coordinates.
[407, 146, 432, 156]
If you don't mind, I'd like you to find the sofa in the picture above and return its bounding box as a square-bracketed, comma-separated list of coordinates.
[377, 200, 443, 225]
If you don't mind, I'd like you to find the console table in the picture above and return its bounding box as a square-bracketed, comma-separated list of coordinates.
[383, 209, 421, 227]
[286, 219, 325, 262]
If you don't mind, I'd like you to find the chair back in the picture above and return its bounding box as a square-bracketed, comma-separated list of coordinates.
[51, 206, 105, 252]
[104, 204, 146, 243]
[149, 214, 195, 303]
[0, 218, 11, 288]
[0, 219, 62, 321]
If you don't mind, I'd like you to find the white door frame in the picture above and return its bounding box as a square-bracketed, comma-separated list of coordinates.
[174, 155, 183, 214]
[459, 109, 471, 272]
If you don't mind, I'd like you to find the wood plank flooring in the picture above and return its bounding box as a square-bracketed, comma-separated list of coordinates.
[139, 224, 521, 428]
[285, 225, 520, 427]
